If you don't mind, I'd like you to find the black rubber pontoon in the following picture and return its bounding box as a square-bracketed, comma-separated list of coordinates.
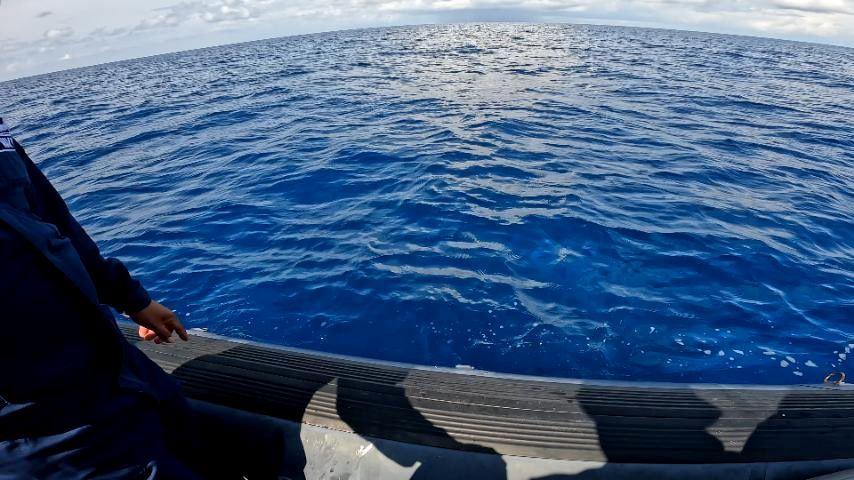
[119, 323, 854, 480]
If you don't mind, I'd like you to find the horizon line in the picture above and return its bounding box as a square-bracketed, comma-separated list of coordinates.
[3, 21, 851, 85]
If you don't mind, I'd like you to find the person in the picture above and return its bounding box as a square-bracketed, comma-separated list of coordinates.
[0, 116, 203, 480]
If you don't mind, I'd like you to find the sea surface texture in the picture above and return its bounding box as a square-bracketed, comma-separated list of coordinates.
[4, 24, 853, 384]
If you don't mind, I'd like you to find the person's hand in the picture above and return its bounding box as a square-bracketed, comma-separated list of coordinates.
[130, 300, 189, 344]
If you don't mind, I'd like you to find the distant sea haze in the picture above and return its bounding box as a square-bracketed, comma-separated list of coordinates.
[4, 24, 853, 384]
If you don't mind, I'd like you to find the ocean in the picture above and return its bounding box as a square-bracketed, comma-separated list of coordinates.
[4, 23, 853, 384]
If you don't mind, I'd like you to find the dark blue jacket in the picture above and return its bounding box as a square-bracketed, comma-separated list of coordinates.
[0, 119, 183, 479]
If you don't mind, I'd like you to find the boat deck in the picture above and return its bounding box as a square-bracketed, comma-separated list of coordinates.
[119, 323, 854, 479]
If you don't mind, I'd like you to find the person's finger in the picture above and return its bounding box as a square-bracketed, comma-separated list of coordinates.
[163, 314, 187, 341]
[150, 322, 173, 342]
[138, 326, 158, 341]
[173, 320, 189, 341]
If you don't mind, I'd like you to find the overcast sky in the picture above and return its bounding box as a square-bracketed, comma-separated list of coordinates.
[2, 0, 853, 81]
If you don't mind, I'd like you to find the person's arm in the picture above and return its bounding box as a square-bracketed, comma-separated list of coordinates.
[16, 141, 187, 343]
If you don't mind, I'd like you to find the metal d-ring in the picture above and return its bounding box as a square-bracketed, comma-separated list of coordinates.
[824, 371, 846, 385]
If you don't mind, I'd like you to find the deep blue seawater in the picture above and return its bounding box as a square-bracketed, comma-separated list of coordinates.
[3, 24, 853, 384]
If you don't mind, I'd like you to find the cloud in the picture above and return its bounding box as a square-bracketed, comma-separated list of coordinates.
[43, 26, 74, 40]
[90, 26, 131, 38]
[138, 0, 267, 30]
[36, 11, 54, 18]
[135, 12, 182, 30]
[768, 0, 854, 14]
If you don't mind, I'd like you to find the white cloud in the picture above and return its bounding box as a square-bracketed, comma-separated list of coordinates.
[769, 0, 854, 14]
[142, 0, 268, 27]
[43, 26, 74, 41]
[1, 0, 853, 80]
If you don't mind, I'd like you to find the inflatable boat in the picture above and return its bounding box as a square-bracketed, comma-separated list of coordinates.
[118, 323, 854, 480]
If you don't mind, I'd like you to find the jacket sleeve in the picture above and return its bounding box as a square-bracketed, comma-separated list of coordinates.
[16, 141, 153, 314]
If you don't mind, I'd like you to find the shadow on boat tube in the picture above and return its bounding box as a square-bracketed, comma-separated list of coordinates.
[170, 349, 509, 479]
[125, 325, 854, 480]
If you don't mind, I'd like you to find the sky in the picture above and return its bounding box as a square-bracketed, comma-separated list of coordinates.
[1, 0, 853, 81]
